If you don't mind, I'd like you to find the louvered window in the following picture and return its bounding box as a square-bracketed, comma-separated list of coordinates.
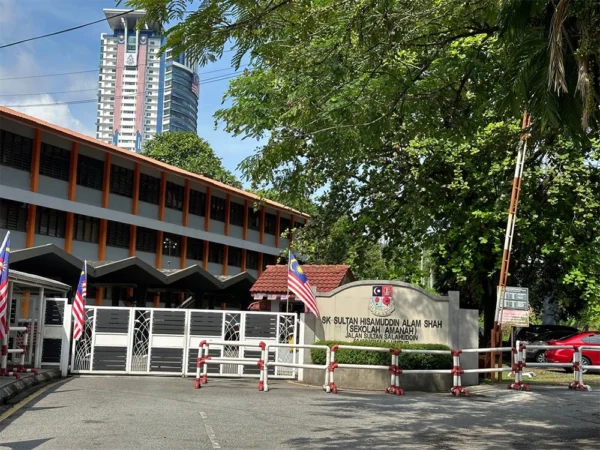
[106, 220, 130, 248]
[246, 250, 259, 270]
[0, 199, 27, 231]
[294, 221, 304, 230]
[210, 196, 226, 221]
[280, 217, 291, 234]
[248, 207, 261, 231]
[166, 181, 184, 210]
[189, 189, 206, 216]
[208, 242, 224, 264]
[228, 247, 242, 267]
[77, 154, 104, 190]
[40, 143, 70, 181]
[0, 130, 32, 171]
[35, 207, 66, 238]
[186, 237, 204, 261]
[263, 253, 277, 270]
[136, 226, 157, 252]
[264, 213, 277, 235]
[73, 214, 100, 243]
[110, 165, 134, 197]
[139, 173, 161, 204]
[230, 202, 244, 226]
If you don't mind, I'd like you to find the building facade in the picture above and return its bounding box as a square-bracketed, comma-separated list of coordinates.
[96, 9, 199, 152]
[1, 107, 307, 305]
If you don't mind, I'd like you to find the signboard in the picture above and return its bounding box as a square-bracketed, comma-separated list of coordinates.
[500, 287, 529, 327]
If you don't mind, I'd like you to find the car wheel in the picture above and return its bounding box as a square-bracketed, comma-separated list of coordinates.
[535, 351, 545, 364]
[581, 356, 591, 374]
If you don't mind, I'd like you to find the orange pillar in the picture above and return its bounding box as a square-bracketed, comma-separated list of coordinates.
[259, 206, 265, 244]
[202, 240, 209, 270]
[258, 253, 264, 276]
[180, 236, 187, 269]
[243, 199, 249, 240]
[289, 214, 295, 247]
[204, 186, 212, 231]
[30, 129, 41, 192]
[183, 180, 190, 226]
[129, 225, 137, 257]
[158, 172, 166, 221]
[241, 248, 247, 272]
[132, 163, 140, 215]
[26, 204, 36, 247]
[96, 288, 103, 306]
[102, 153, 111, 209]
[222, 245, 229, 276]
[155, 230, 164, 268]
[68, 141, 78, 201]
[65, 212, 74, 253]
[153, 294, 160, 308]
[224, 194, 231, 236]
[98, 219, 107, 260]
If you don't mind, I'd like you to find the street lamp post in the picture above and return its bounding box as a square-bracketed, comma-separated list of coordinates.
[163, 237, 178, 270]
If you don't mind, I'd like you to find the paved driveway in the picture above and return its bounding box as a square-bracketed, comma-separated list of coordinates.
[0, 377, 599, 449]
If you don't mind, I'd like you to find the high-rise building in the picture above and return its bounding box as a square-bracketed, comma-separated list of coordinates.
[96, 9, 200, 152]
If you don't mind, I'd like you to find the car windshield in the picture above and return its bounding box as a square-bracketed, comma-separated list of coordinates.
[534, 331, 578, 342]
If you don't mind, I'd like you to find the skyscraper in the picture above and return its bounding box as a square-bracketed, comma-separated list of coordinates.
[96, 9, 200, 152]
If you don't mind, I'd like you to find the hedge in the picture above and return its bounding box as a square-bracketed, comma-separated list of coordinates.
[310, 340, 452, 370]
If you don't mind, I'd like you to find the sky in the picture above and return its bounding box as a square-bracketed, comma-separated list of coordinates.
[0, 0, 261, 180]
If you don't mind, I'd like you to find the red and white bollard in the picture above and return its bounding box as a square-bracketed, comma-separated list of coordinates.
[568, 346, 588, 391]
[450, 349, 468, 396]
[387, 349, 403, 396]
[11, 328, 38, 375]
[194, 340, 209, 389]
[258, 341, 266, 392]
[328, 345, 338, 394]
[508, 343, 529, 391]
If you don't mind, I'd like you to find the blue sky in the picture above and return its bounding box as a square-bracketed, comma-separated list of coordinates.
[0, 0, 260, 180]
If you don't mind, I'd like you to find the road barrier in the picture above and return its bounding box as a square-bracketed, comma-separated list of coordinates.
[1, 325, 39, 379]
[191, 341, 599, 395]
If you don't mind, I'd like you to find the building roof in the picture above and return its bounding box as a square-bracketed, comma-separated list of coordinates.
[250, 264, 353, 295]
[9, 269, 71, 293]
[104, 9, 158, 32]
[0, 107, 309, 219]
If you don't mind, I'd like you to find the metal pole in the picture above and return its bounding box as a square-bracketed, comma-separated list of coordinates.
[491, 112, 530, 381]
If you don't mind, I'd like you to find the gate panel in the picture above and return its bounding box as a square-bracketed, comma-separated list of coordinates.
[130, 309, 151, 373]
[92, 309, 130, 371]
[41, 299, 66, 366]
[149, 310, 186, 375]
[72, 308, 94, 372]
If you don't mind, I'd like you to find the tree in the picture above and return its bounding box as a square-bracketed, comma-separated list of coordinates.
[129, 0, 600, 330]
[142, 132, 242, 188]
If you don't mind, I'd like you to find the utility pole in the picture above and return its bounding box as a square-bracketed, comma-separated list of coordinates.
[163, 237, 178, 270]
[490, 112, 531, 381]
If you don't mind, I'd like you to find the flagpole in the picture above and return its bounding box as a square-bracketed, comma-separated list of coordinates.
[286, 250, 290, 313]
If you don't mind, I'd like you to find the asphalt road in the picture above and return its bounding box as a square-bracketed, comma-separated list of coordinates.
[0, 377, 599, 449]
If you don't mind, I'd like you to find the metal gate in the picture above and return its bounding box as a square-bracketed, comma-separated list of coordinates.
[71, 306, 298, 378]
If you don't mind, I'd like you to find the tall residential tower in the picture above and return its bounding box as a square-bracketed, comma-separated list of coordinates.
[96, 9, 199, 152]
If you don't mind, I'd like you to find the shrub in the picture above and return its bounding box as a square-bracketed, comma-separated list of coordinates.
[310, 340, 452, 370]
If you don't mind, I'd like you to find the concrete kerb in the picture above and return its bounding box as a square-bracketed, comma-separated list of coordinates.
[0, 369, 61, 405]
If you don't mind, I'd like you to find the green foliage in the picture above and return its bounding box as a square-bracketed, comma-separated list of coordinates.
[141, 132, 242, 188]
[311, 340, 452, 370]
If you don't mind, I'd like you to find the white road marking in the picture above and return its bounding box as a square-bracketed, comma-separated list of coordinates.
[200, 411, 221, 448]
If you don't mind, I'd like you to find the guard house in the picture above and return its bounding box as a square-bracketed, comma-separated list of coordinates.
[0, 107, 310, 307]
[250, 265, 354, 312]
[4, 270, 71, 376]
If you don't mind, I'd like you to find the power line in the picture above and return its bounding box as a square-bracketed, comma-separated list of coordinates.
[0, 58, 244, 82]
[0, 10, 135, 49]
[1, 72, 246, 108]
[0, 67, 248, 97]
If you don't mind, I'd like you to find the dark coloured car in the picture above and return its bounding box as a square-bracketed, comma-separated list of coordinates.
[515, 325, 578, 343]
[522, 330, 579, 363]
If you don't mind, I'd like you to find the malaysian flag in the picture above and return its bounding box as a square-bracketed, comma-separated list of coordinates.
[0, 232, 10, 339]
[72, 262, 87, 340]
[191, 73, 200, 97]
[287, 252, 319, 316]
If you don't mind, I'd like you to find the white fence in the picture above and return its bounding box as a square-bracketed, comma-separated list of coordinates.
[70, 306, 297, 378]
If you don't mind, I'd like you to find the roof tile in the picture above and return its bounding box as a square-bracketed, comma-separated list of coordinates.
[250, 264, 353, 294]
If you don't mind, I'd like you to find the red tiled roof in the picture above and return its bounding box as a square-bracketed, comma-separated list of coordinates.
[0, 107, 309, 218]
[251, 264, 353, 294]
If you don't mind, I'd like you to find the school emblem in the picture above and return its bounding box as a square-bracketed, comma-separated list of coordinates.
[369, 285, 394, 317]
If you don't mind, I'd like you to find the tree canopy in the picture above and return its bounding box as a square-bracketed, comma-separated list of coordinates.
[141, 132, 242, 188]
[129, 0, 600, 328]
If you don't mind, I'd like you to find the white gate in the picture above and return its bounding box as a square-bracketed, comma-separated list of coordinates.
[71, 306, 298, 378]
[40, 298, 71, 375]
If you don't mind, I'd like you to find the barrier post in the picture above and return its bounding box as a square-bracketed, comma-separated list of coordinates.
[328, 345, 338, 393]
[450, 349, 468, 396]
[508, 342, 529, 391]
[201, 341, 209, 384]
[388, 349, 403, 396]
[258, 341, 266, 391]
[194, 340, 208, 389]
[568, 347, 587, 391]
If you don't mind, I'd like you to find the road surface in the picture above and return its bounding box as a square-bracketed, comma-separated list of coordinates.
[0, 377, 599, 449]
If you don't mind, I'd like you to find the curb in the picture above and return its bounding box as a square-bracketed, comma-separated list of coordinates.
[0, 370, 62, 405]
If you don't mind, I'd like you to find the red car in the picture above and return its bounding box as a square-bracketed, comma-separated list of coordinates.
[544, 331, 600, 372]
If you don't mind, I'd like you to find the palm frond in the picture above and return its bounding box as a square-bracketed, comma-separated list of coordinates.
[548, 0, 571, 94]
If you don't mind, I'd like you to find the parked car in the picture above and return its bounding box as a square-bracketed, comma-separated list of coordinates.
[544, 331, 600, 372]
[522, 330, 579, 363]
[514, 325, 579, 343]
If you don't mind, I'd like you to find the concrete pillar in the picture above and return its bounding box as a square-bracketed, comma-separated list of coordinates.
[448, 290, 461, 350]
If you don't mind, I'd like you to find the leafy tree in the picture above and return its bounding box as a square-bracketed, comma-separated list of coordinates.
[129, 0, 600, 331]
[142, 132, 242, 188]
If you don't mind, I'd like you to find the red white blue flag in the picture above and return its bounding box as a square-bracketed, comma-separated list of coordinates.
[287, 252, 319, 316]
[0, 232, 10, 339]
[72, 262, 87, 340]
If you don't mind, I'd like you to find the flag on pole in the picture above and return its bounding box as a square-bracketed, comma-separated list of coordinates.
[0, 232, 10, 339]
[72, 262, 87, 340]
[287, 252, 319, 316]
